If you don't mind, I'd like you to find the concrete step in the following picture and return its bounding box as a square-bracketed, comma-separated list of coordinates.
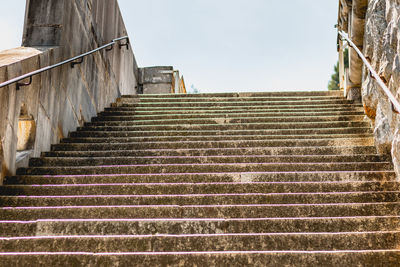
[1, 202, 399, 220]
[1, 192, 400, 207]
[29, 154, 388, 167]
[133, 91, 344, 97]
[50, 138, 375, 151]
[71, 127, 373, 138]
[114, 103, 364, 111]
[43, 146, 378, 158]
[66, 133, 373, 142]
[16, 162, 392, 176]
[42, 146, 380, 157]
[2, 181, 398, 196]
[1, 250, 399, 266]
[78, 121, 370, 131]
[105, 106, 364, 114]
[0, 232, 399, 252]
[6, 171, 396, 185]
[114, 100, 355, 108]
[1, 216, 399, 237]
[98, 110, 365, 119]
[89, 115, 365, 126]
[129, 96, 346, 103]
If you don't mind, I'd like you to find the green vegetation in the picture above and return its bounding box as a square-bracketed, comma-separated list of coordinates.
[328, 48, 349, 90]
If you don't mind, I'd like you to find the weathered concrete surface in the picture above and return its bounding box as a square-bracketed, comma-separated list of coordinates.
[0, 92, 398, 264]
[0, 0, 139, 183]
[347, 0, 368, 101]
[361, 0, 400, 177]
[139, 66, 173, 94]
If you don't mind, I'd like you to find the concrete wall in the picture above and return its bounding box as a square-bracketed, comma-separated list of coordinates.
[139, 66, 174, 94]
[0, 0, 139, 183]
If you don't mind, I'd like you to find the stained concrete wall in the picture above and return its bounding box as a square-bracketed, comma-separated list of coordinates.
[139, 66, 174, 94]
[0, 0, 139, 183]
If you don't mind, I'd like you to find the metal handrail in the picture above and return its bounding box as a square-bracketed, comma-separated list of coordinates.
[338, 30, 400, 113]
[0, 36, 130, 90]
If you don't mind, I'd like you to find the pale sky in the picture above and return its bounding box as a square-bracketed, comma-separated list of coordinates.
[0, 1, 339, 93]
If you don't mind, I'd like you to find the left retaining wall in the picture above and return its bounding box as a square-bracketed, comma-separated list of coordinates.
[0, 0, 139, 183]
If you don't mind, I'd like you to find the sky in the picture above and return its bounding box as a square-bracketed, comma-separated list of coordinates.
[0, 0, 339, 93]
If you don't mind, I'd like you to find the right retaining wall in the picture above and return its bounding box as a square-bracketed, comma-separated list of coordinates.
[360, 0, 400, 177]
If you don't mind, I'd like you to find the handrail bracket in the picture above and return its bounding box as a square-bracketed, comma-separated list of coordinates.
[71, 57, 84, 68]
[16, 76, 32, 91]
[119, 39, 130, 50]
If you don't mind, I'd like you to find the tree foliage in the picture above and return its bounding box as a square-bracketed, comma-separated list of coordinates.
[328, 48, 349, 91]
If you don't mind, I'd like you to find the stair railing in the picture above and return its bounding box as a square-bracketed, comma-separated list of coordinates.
[338, 30, 400, 113]
[0, 36, 130, 90]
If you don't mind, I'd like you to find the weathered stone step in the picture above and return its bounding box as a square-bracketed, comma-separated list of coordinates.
[1, 202, 399, 220]
[105, 105, 363, 113]
[1, 216, 399, 237]
[1, 251, 399, 267]
[43, 146, 378, 158]
[78, 121, 370, 132]
[71, 127, 373, 138]
[6, 171, 395, 185]
[51, 137, 374, 151]
[134, 91, 343, 97]
[85, 118, 368, 127]
[99, 110, 365, 119]
[29, 154, 388, 167]
[115, 103, 364, 111]
[66, 133, 373, 143]
[1, 192, 400, 207]
[115, 100, 355, 108]
[0, 232, 399, 252]
[51, 138, 374, 152]
[2, 182, 398, 196]
[17, 162, 392, 176]
[89, 115, 365, 126]
[130, 96, 346, 103]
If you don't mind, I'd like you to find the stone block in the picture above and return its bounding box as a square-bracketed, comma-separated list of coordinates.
[139, 67, 173, 84]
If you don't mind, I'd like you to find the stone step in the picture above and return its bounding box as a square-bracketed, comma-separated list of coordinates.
[1, 250, 399, 266]
[89, 115, 365, 126]
[1, 192, 400, 207]
[71, 127, 373, 138]
[29, 154, 388, 167]
[78, 121, 370, 131]
[66, 133, 373, 142]
[5, 171, 396, 185]
[105, 106, 364, 113]
[114, 100, 355, 107]
[1, 216, 399, 237]
[2, 181, 398, 196]
[0, 232, 399, 252]
[114, 103, 363, 110]
[85, 119, 369, 127]
[129, 96, 346, 103]
[99, 110, 365, 119]
[51, 138, 374, 152]
[1, 202, 399, 220]
[133, 91, 343, 97]
[43, 146, 378, 158]
[16, 162, 392, 176]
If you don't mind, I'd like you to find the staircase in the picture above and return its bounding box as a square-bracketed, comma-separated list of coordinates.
[1, 91, 399, 266]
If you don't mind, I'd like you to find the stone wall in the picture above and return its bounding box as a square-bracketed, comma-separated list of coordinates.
[361, 0, 400, 177]
[0, 0, 139, 183]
